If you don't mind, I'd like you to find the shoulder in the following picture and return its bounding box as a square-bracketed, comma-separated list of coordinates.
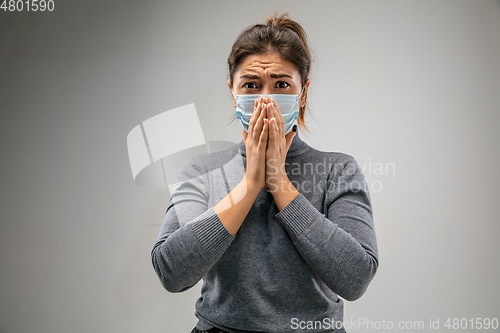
[178, 142, 241, 177]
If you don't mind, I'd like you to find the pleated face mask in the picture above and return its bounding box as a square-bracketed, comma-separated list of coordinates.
[233, 88, 304, 134]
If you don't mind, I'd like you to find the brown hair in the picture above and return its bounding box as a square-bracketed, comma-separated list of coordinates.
[227, 11, 313, 133]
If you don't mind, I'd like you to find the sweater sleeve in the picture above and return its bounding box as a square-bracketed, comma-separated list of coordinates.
[274, 156, 379, 301]
[151, 154, 235, 293]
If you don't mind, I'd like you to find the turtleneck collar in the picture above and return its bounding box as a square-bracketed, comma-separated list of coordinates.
[237, 132, 310, 158]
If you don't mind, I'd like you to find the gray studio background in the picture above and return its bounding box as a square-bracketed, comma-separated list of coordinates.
[1, 0, 500, 332]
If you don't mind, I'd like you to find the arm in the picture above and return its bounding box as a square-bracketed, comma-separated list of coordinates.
[214, 175, 262, 235]
[274, 157, 379, 301]
[152, 98, 270, 292]
[151, 154, 235, 293]
[152, 174, 263, 292]
[152, 154, 261, 293]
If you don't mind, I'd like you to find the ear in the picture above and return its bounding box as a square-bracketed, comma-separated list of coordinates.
[228, 80, 236, 108]
[299, 78, 310, 109]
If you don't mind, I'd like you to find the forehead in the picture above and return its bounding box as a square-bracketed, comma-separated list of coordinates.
[235, 53, 299, 77]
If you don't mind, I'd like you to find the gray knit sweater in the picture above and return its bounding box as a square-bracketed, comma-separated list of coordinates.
[151, 133, 378, 333]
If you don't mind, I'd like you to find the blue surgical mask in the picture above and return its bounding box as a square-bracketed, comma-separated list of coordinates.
[233, 88, 304, 134]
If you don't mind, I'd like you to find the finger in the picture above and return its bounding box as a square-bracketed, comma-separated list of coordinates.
[285, 131, 296, 151]
[267, 102, 274, 123]
[270, 101, 284, 139]
[273, 117, 279, 144]
[253, 101, 267, 139]
[250, 97, 267, 139]
[247, 98, 261, 137]
[241, 130, 247, 142]
[272, 99, 283, 122]
[259, 118, 269, 150]
[269, 117, 277, 147]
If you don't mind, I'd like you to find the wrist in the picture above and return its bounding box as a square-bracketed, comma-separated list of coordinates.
[243, 173, 265, 195]
[266, 172, 289, 191]
[271, 178, 299, 211]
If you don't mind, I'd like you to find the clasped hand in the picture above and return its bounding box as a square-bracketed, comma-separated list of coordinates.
[241, 96, 296, 193]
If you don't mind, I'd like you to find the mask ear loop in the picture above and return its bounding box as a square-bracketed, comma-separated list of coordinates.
[298, 85, 305, 98]
[287, 86, 305, 134]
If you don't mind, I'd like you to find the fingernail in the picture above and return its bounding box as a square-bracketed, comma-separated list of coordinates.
[292, 124, 297, 132]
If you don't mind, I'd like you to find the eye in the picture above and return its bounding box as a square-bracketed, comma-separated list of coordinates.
[276, 81, 289, 89]
[243, 82, 258, 89]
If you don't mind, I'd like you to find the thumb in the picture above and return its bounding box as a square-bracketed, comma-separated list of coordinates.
[241, 130, 248, 142]
[285, 132, 296, 151]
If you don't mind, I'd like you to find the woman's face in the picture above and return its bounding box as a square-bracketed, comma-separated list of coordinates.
[228, 52, 309, 109]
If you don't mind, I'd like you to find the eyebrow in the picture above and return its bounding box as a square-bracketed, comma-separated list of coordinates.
[240, 73, 293, 79]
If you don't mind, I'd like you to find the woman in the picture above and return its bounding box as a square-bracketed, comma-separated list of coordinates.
[151, 12, 378, 333]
